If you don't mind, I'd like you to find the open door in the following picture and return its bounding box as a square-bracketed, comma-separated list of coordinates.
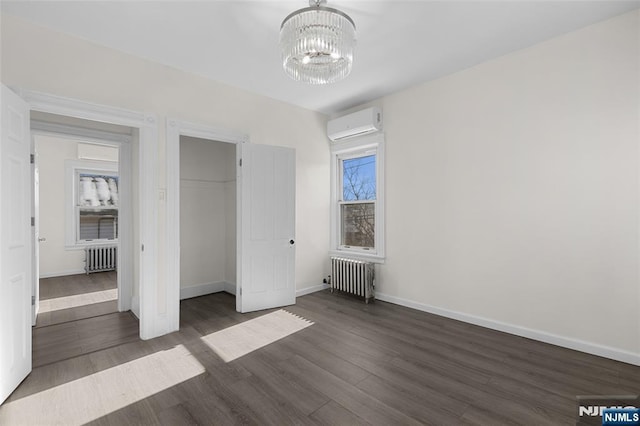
[237, 143, 295, 313]
[31, 148, 39, 326]
[0, 84, 33, 404]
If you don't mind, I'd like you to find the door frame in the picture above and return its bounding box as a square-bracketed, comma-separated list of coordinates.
[166, 119, 248, 331]
[15, 88, 162, 340]
[31, 139, 39, 325]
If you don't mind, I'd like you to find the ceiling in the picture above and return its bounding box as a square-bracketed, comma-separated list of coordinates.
[2, 1, 639, 115]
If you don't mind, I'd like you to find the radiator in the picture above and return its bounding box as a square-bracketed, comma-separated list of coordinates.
[330, 257, 375, 303]
[85, 245, 117, 274]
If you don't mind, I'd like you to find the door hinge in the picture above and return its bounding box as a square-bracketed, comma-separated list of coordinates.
[141, 244, 145, 252]
[31, 217, 35, 227]
[30, 154, 35, 164]
[239, 287, 242, 296]
[239, 158, 242, 167]
[31, 296, 35, 306]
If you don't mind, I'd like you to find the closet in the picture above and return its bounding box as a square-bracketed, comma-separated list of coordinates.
[179, 136, 236, 299]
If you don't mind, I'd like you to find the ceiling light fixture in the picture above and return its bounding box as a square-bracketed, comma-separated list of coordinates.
[280, 0, 356, 85]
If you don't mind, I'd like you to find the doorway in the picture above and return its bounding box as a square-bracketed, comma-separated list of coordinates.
[179, 136, 236, 300]
[28, 111, 136, 327]
[166, 119, 297, 321]
[1, 86, 161, 404]
[32, 124, 125, 327]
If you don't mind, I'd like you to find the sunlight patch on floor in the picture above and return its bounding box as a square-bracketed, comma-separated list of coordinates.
[39, 288, 118, 313]
[0, 344, 204, 425]
[202, 309, 314, 362]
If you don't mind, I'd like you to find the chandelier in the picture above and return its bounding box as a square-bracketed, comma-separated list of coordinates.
[280, 0, 356, 85]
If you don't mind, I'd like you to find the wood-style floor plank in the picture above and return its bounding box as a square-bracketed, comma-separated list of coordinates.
[37, 272, 118, 327]
[39, 271, 117, 300]
[36, 300, 118, 328]
[2, 289, 639, 426]
[309, 400, 371, 426]
[32, 311, 139, 368]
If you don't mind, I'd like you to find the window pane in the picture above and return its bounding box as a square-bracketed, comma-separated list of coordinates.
[342, 155, 376, 201]
[341, 203, 375, 248]
[79, 174, 119, 207]
[79, 210, 118, 241]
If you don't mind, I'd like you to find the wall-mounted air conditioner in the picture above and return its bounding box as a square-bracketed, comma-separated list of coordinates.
[327, 107, 382, 142]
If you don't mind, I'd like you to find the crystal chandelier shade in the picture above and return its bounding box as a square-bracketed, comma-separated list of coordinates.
[280, 2, 356, 85]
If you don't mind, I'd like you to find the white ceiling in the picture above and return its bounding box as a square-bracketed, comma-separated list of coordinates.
[2, 1, 639, 115]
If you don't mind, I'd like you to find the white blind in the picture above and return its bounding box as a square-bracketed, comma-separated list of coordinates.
[79, 212, 117, 241]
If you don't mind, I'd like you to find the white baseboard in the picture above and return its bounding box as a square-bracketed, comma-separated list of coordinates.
[224, 281, 236, 296]
[181, 281, 325, 300]
[296, 283, 329, 297]
[375, 292, 640, 367]
[40, 269, 86, 279]
[180, 281, 235, 300]
[182, 281, 321, 300]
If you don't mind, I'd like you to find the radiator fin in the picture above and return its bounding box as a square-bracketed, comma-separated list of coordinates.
[85, 245, 117, 274]
[330, 257, 374, 303]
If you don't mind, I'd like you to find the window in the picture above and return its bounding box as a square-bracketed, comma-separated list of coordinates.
[330, 133, 384, 261]
[65, 160, 118, 248]
[340, 155, 376, 248]
[77, 173, 119, 242]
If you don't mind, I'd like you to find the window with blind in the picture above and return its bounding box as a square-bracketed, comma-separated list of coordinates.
[64, 159, 119, 248]
[77, 173, 119, 243]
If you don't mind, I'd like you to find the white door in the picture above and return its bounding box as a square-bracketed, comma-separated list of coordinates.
[32, 149, 39, 326]
[237, 143, 295, 313]
[0, 84, 33, 404]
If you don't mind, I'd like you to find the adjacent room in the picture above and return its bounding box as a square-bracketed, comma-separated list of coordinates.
[35, 134, 120, 324]
[1, 1, 639, 424]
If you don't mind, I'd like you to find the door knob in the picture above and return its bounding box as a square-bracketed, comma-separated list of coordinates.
[289, 239, 295, 245]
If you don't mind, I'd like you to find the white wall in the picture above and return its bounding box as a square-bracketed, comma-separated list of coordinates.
[35, 134, 120, 278]
[363, 10, 639, 361]
[1, 14, 330, 302]
[35, 135, 85, 277]
[179, 136, 235, 295]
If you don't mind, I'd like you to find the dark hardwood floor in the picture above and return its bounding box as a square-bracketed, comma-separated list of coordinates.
[33, 311, 139, 368]
[39, 271, 117, 300]
[33, 271, 134, 368]
[2, 289, 639, 425]
[37, 271, 118, 328]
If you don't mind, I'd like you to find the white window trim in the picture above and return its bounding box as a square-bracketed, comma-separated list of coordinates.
[64, 159, 118, 249]
[330, 132, 385, 263]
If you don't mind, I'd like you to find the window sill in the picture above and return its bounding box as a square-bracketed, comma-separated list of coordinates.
[66, 240, 118, 250]
[329, 250, 385, 264]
